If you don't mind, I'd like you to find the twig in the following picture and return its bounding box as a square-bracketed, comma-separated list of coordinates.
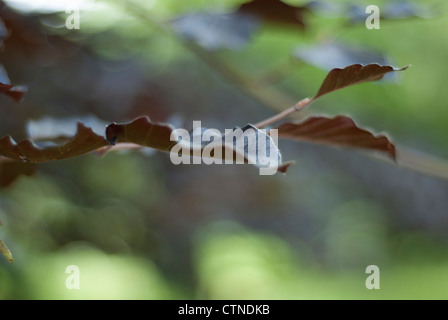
[255, 97, 311, 128]
[111, 0, 448, 180]
[396, 147, 448, 180]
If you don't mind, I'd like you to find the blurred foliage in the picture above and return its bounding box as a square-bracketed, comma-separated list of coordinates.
[1, 0, 448, 300]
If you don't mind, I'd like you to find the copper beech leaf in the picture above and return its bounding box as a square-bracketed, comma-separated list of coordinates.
[0, 84, 27, 102]
[313, 64, 408, 100]
[0, 82, 27, 102]
[0, 116, 287, 177]
[0, 66, 27, 102]
[237, 0, 308, 29]
[106, 116, 287, 173]
[106, 116, 176, 151]
[0, 157, 37, 188]
[277, 115, 396, 159]
[170, 0, 308, 51]
[0, 82, 13, 93]
[0, 122, 109, 163]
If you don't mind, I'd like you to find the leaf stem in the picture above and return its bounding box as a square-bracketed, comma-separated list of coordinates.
[255, 97, 312, 128]
[107, 0, 448, 181]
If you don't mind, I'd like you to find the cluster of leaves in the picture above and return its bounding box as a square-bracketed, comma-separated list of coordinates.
[0, 63, 406, 181]
[0, 0, 418, 263]
[171, 0, 434, 52]
[0, 63, 408, 263]
[171, 0, 307, 50]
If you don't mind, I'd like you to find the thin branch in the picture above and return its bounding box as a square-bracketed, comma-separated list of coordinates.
[397, 147, 448, 180]
[112, 0, 448, 180]
[255, 97, 312, 128]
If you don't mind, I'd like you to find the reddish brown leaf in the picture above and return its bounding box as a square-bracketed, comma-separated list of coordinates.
[277, 115, 396, 159]
[277, 160, 294, 173]
[0, 123, 109, 163]
[0, 65, 26, 102]
[0, 115, 288, 174]
[237, 0, 307, 29]
[0, 157, 37, 188]
[313, 64, 408, 99]
[0, 82, 13, 93]
[0, 84, 27, 102]
[0, 77, 27, 102]
[106, 116, 288, 174]
[106, 116, 177, 151]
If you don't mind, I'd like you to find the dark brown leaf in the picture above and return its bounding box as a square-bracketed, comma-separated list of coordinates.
[277, 115, 396, 159]
[0, 123, 109, 163]
[0, 82, 13, 93]
[0, 115, 288, 174]
[0, 157, 37, 188]
[0, 85, 27, 102]
[277, 160, 294, 173]
[0, 65, 26, 102]
[106, 116, 177, 151]
[313, 64, 408, 100]
[106, 116, 287, 174]
[237, 0, 308, 29]
[171, 0, 308, 51]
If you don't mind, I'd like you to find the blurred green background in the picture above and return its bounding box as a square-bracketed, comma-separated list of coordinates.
[1, 0, 448, 299]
